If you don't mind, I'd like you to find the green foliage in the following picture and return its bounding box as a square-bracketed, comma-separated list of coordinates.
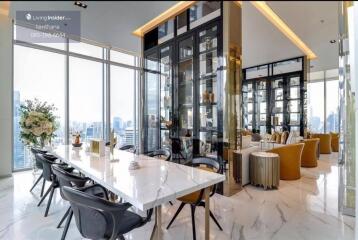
[19, 98, 59, 147]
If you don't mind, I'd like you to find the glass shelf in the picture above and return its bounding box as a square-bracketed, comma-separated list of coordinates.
[178, 36, 194, 145]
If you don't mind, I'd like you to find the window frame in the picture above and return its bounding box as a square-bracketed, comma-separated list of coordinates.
[12, 22, 140, 171]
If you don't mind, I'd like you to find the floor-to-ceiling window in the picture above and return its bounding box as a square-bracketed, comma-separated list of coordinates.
[13, 45, 66, 170]
[69, 57, 104, 141]
[110, 65, 136, 147]
[13, 24, 139, 171]
[326, 78, 339, 132]
[307, 68, 339, 133]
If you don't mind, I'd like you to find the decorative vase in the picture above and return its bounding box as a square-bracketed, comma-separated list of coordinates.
[202, 90, 209, 103]
[209, 92, 215, 103]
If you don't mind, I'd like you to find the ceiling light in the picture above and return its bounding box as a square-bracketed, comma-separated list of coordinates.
[132, 1, 196, 37]
[330, 39, 336, 44]
[251, 1, 317, 60]
[74, 1, 87, 9]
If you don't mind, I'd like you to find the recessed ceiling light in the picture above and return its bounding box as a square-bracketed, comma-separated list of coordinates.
[310, 65, 314, 68]
[74, 1, 87, 9]
[330, 39, 336, 44]
[320, 19, 325, 24]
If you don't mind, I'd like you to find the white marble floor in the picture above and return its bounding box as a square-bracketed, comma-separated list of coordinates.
[0, 153, 355, 240]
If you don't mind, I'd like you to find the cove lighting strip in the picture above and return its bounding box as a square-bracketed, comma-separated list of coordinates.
[251, 1, 317, 59]
[0, 1, 10, 16]
[132, 1, 196, 37]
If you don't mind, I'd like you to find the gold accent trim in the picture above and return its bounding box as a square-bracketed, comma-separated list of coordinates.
[132, 1, 196, 37]
[251, 1, 317, 60]
[0, 1, 10, 16]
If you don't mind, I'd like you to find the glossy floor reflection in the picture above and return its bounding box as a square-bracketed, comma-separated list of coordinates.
[0, 153, 354, 240]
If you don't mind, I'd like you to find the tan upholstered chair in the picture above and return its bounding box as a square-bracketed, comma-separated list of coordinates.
[301, 138, 319, 167]
[311, 133, 332, 154]
[267, 143, 304, 180]
[330, 132, 339, 152]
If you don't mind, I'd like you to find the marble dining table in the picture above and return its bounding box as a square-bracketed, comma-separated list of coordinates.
[51, 145, 225, 240]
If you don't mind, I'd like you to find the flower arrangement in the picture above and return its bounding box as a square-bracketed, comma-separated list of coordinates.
[19, 99, 58, 147]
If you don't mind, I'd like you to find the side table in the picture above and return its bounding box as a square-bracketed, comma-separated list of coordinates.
[250, 152, 280, 190]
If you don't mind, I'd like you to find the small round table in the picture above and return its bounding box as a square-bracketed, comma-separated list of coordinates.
[250, 152, 280, 190]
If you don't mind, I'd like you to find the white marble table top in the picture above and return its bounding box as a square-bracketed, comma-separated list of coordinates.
[51, 145, 225, 211]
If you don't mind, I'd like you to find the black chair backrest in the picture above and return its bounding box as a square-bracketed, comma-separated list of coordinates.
[62, 186, 133, 239]
[191, 157, 221, 197]
[31, 148, 47, 169]
[35, 153, 56, 181]
[119, 144, 136, 153]
[171, 138, 182, 154]
[31, 147, 47, 155]
[147, 149, 171, 161]
[52, 164, 88, 200]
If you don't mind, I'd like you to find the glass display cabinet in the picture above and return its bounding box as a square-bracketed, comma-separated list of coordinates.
[198, 25, 218, 156]
[242, 57, 306, 135]
[271, 77, 285, 132]
[178, 36, 194, 158]
[160, 45, 173, 149]
[143, 2, 223, 160]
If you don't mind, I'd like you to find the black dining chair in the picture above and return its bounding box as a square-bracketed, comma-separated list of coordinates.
[119, 144, 136, 153]
[52, 164, 108, 240]
[62, 186, 150, 240]
[147, 148, 172, 161]
[166, 157, 223, 240]
[171, 138, 185, 163]
[29, 148, 49, 197]
[36, 153, 70, 217]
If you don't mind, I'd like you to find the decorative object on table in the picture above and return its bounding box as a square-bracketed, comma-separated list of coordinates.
[72, 132, 83, 148]
[90, 139, 105, 156]
[128, 160, 140, 170]
[19, 99, 58, 173]
[250, 152, 280, 190]
[19, 98, 58, 148]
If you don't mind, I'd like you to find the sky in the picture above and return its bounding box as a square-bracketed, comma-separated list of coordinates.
[14, 45, 136, 125]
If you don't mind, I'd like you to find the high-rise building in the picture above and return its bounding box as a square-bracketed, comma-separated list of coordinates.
[13, 91, 29, 169]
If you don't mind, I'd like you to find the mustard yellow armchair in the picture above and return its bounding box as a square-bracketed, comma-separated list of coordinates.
[301, 138, 319, 167]
[330, 133, 339, 152]
[311, 133, 332, 154]
[267, 143, 304, 180]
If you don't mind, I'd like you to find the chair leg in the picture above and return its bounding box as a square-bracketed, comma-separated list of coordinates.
[209, 210, 223, 231]
[190, 205, 196, 240]
[30, 173, 43, 192]
[44, 186, 55, 217]
[199, 202, 223, 231]
[37, 184, 52, 206]
[166, 202, 186, 229]
[40, 178, 46, 197]
[169, 201, 173, 206]
[57, 206, 71, 228]
[61, 210, 73, 240]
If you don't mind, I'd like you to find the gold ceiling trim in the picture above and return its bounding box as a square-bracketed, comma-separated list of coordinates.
[0, 1, 10, 16]
[132, 1, 196, 37]
[251, 1, 317, 59]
